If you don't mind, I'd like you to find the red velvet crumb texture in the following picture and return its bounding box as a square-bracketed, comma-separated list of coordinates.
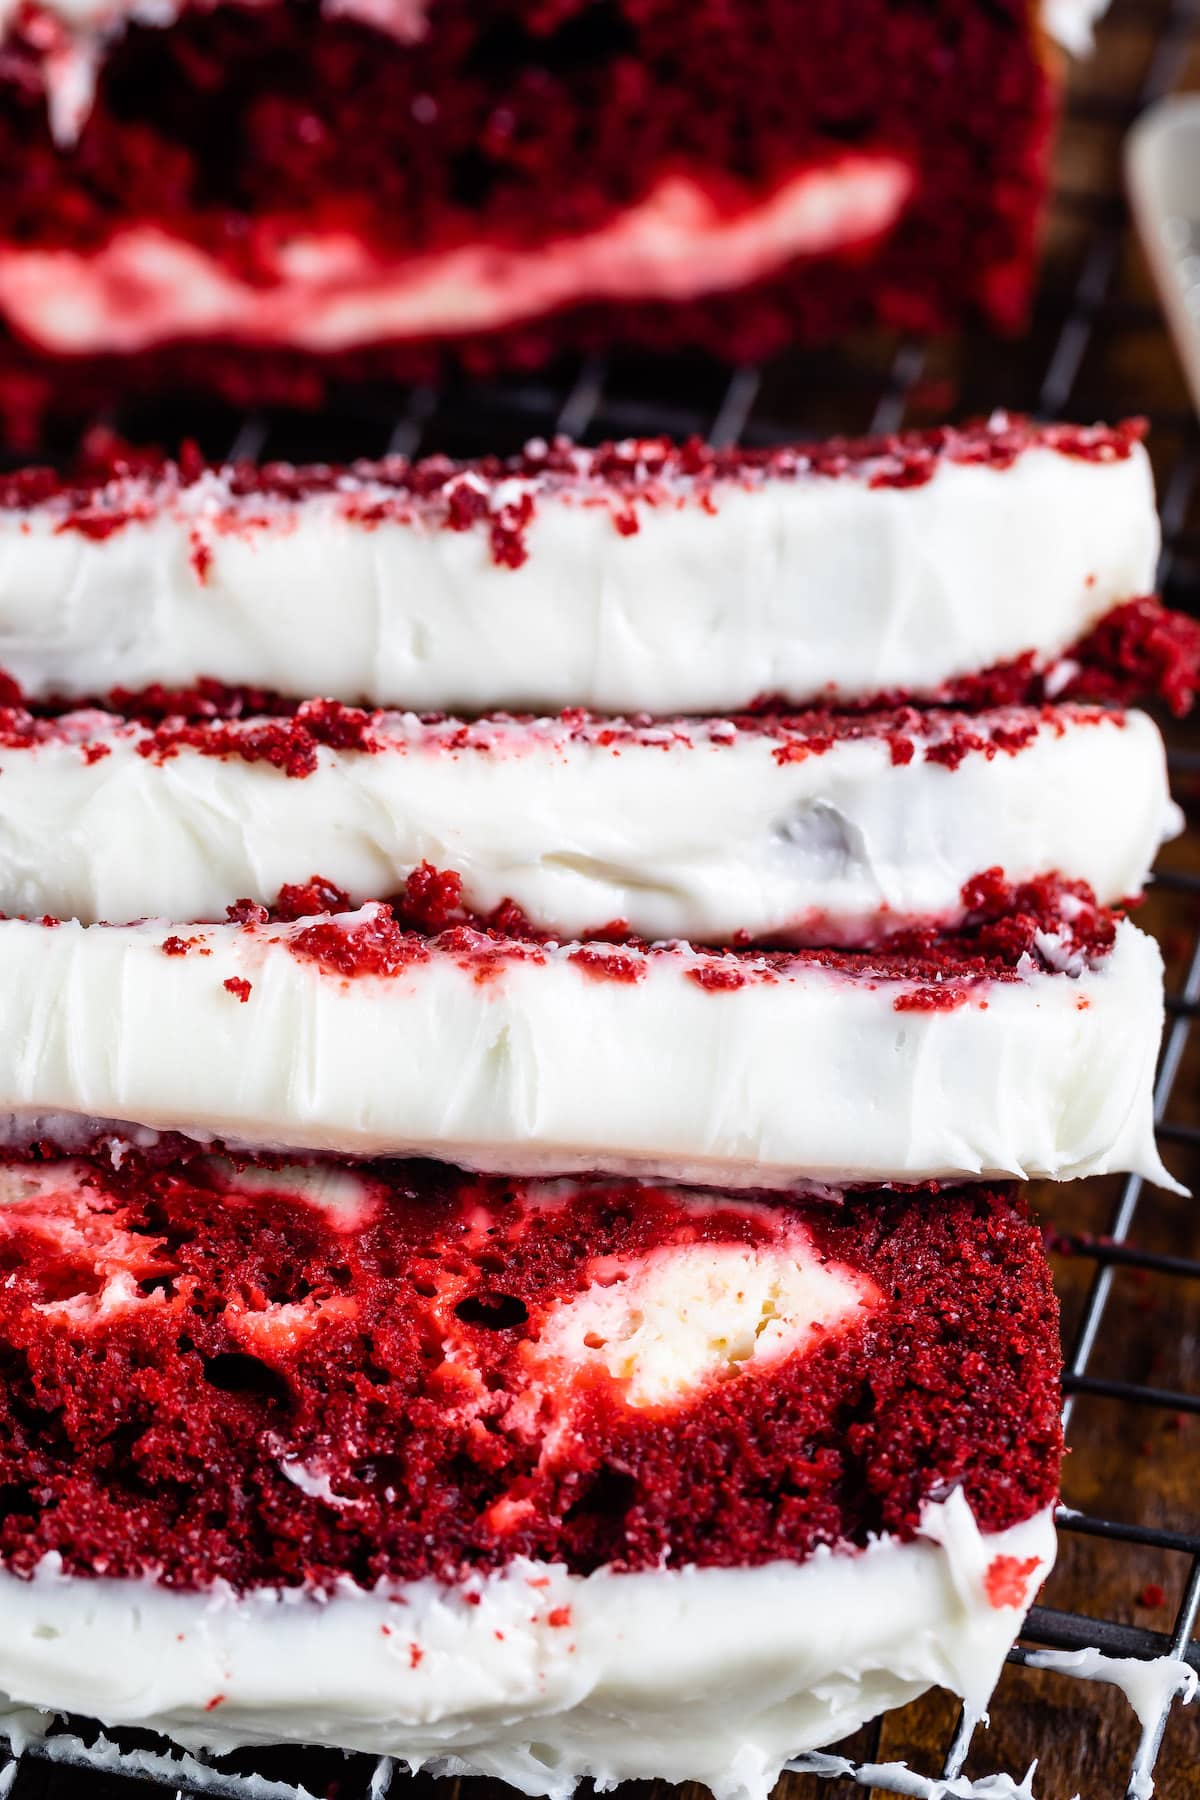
[0, 1154, 1061, 1591]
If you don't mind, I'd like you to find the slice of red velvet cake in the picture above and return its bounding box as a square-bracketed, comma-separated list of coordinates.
[0, 0, 1103, 432]
[0, 875, 1173, 1190]
[0, 1155, 1060, 1793]
[0, 421, 1186, 717]
[0, 699, 1177, 942]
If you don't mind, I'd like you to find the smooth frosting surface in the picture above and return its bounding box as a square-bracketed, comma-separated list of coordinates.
[0, 445, 1159, 714]
[0, 1493, 1054, 1800]
[0, 705, 1174, 938]
[0, 910, 1172, 1190]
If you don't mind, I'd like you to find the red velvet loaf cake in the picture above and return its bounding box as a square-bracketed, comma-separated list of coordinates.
[0, 1154, 1060, 1791]
[0, 415, 1177, 1784]
[0, 0, 1103, 433]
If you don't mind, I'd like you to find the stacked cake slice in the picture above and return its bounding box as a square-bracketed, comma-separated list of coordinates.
[0, 414, 1189, 1796]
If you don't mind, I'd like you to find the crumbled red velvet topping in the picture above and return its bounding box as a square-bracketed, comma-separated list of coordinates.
[245, 866, 1114, 990]
[0, 422, 1144, 569]
[134, 698, 379, 777]
[6, 417, 1147, 575]
[984, 1553, 1043, 1608]
[0, 694, 1138, 772]
[0, 1157, 1060, 1589]
[0, 419, 1144, 518]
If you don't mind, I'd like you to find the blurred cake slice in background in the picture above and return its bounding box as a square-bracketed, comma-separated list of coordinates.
[0, 0, 1111, 435]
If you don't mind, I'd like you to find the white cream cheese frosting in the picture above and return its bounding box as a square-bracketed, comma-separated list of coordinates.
[0, 908, 1172, 1190]
[0, 435, 1159, 714]
[0, 1493, 1055, 1800]
[0, 704, 1176, 939]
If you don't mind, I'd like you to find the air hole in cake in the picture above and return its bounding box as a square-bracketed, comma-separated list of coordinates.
[455, 1294, 530, 1331]
[202, 1351, 292, 1408]
[138, 1274, 176, 1298]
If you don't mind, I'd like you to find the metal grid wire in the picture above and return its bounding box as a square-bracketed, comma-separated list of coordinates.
[3, 1, 1200, 1796]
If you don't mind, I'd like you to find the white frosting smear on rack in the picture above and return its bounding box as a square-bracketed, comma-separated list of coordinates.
[0, 704, 1175, 939]
[0, 437, 1159, 714]
[0, 909, 1174, 1190]
[1024, 1647, 1198, 1800]
[0, 1494, 1054, 1800]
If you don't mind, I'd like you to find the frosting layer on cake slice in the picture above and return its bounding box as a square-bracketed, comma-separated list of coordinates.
[0, 1501, 1053, 1799]
[0, 702, 1175, 940]
[0, 1160, 1060, 1794]
[0, 422, 1167, 713]
[0, 886, 1171, 1188]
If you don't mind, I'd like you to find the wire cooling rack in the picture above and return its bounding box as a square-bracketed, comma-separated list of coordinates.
[3, 2, 1200, 1798]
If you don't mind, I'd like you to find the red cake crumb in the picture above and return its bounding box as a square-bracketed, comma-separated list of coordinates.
[223, 977, 252, 1004]
[135, 698, 380, 778]
[893, 984, 974, 1014]
[687, 964, 750, 992]
[0, 1158, 1060, 1590]
[984, 1554, 1043, 1608]
[567, 948, 644, 984]
[272, 877, 351, 922]
[286, 908, 424, 981]
[226, 899, 269, 926]
[397, 862, 466, 935]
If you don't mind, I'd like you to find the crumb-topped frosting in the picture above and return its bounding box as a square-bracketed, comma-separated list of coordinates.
[0, 700, 1173, 940]
[0, 419, 1163, 714]
[0, 879, 1171, 1189]
[0, 417, 1149, 550]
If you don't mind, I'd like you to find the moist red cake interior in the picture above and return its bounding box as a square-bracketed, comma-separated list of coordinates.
[0, 1156, 1061, 1591]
